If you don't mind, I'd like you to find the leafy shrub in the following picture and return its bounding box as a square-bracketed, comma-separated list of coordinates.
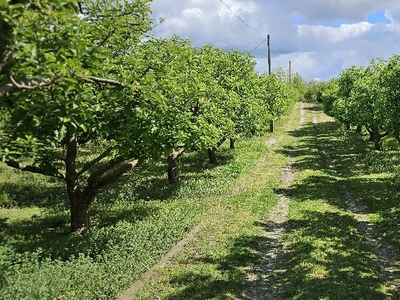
[0, 188, 12, 208]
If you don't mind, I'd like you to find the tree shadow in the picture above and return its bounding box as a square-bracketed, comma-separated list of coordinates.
[0, 180, 67, 208]
[282, 211, 387, 299]
[164, 234, 263, 299]
[1, 202, 161, 261]
[276, 121, 344, 175]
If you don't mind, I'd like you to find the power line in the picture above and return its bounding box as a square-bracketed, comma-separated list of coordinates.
[219, 0, 265, 37]
[218, 0, 282, 69]
[250, 38, 266, 53]
[271, 45, 282, 69]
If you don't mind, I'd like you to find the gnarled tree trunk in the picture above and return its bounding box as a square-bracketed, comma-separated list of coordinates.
[367, 126, 385, 151]
[69, 188, 93, 233]
[65, 128, 93, 233]
[167, 148, 185, 184]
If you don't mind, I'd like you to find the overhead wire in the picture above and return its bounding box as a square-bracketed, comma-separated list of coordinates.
[218, 0, 265, 37]
[271, 45, 282, 70]
[218, 0, 281, 65]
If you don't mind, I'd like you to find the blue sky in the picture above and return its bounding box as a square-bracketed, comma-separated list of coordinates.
[150, 0, 400, 81]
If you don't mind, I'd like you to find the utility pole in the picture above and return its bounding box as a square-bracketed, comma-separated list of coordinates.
[267, 34, 271, 75]
[289, 60, 292, 84]
[267, 34, 274, 132]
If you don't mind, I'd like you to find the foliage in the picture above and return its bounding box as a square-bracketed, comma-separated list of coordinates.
[1, 0, 296, 231]
[321, 56, 400, 149]
[0, 129, 272, 299]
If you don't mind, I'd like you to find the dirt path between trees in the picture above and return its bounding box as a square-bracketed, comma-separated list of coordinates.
[237, 103, 305, 300]
[119, 105, 306, 300]
[119, 104, 400, 299]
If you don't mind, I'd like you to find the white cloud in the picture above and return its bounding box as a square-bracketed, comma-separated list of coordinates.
[150, 0, 400, 81]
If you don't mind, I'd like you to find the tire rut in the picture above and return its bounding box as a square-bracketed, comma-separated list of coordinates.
[312, 108, 400, 298]
[238, 103, 305, 300]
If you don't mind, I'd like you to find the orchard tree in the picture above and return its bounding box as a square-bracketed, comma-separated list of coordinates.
[0, 0, 156, 233]
[349, 59, 389, 150]
[321, 78, 339, 117]
[381, 55, 400, 144]
[331, 66, 364, 129]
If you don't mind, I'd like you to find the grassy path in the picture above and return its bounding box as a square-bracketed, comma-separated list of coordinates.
[119, 102, 400, 299]
[122, 103, 300, 299]
[237, 103, 305, 299]
[281, 103, 400, 299]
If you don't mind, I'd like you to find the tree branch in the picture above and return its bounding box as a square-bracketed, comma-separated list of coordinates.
[96, 27, 116, 48]
[381, 132, 390, 138]
[87, 152, 135, 184]
[77, 146, 114, 177]
[5, 159, 65, 180]
[0, 74, 127, 98]
[171, 147, 185, 160]
[90, 159, 138, 189]
[86, 76, 127, 87]
[0, 77, 55, 98]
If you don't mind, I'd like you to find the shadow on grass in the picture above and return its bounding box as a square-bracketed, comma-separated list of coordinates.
[93, 146, 235, 204]
[1, 202, 161, 260]
[272, 112, 390, 298]
[276, 121, 344, 175]
[282, 210, 386, 300]
[0, 146, 236, 261]
[0, 181, 67, 208]
[164, 234, 262, 300]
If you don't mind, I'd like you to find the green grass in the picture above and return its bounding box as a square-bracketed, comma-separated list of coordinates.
[134, 105, 300, 299]
[0, 111, 288, 299]
[1, 102, 399, 299]
[281, 104, 399, 299]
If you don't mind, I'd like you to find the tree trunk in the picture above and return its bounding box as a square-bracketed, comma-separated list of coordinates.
[229, 138, 235, 150]
[269, 120, 274, 133]
[167, 148, 185, 184]
[167, 155, 179, 183]
[355, 125, 362, 134]
[370, 126, 382, 151]
[69, 189, 93, 233]
[208, 148, 217, 164]
[65, 127, 93, 233]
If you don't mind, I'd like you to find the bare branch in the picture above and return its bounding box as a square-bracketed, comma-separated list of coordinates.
[5, 159, 65, 180]
[87, 152, 135, 184]
[9, 74, 55, 90]
[171, 147, 185, 160]
[86, 76, 127, 87]
[0, 77, 55, 98]
[0, 73, 127, 98]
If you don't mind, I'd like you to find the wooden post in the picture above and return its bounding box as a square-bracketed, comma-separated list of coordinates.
[267, 34, 274, 132]
[267, 34, 271, 75]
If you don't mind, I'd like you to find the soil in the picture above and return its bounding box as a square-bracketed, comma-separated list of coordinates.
[237, 103, 305, 299]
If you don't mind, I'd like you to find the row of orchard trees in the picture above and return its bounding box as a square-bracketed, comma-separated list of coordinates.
[0, 0, 297, 233]
[322, 55, 400, 150]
